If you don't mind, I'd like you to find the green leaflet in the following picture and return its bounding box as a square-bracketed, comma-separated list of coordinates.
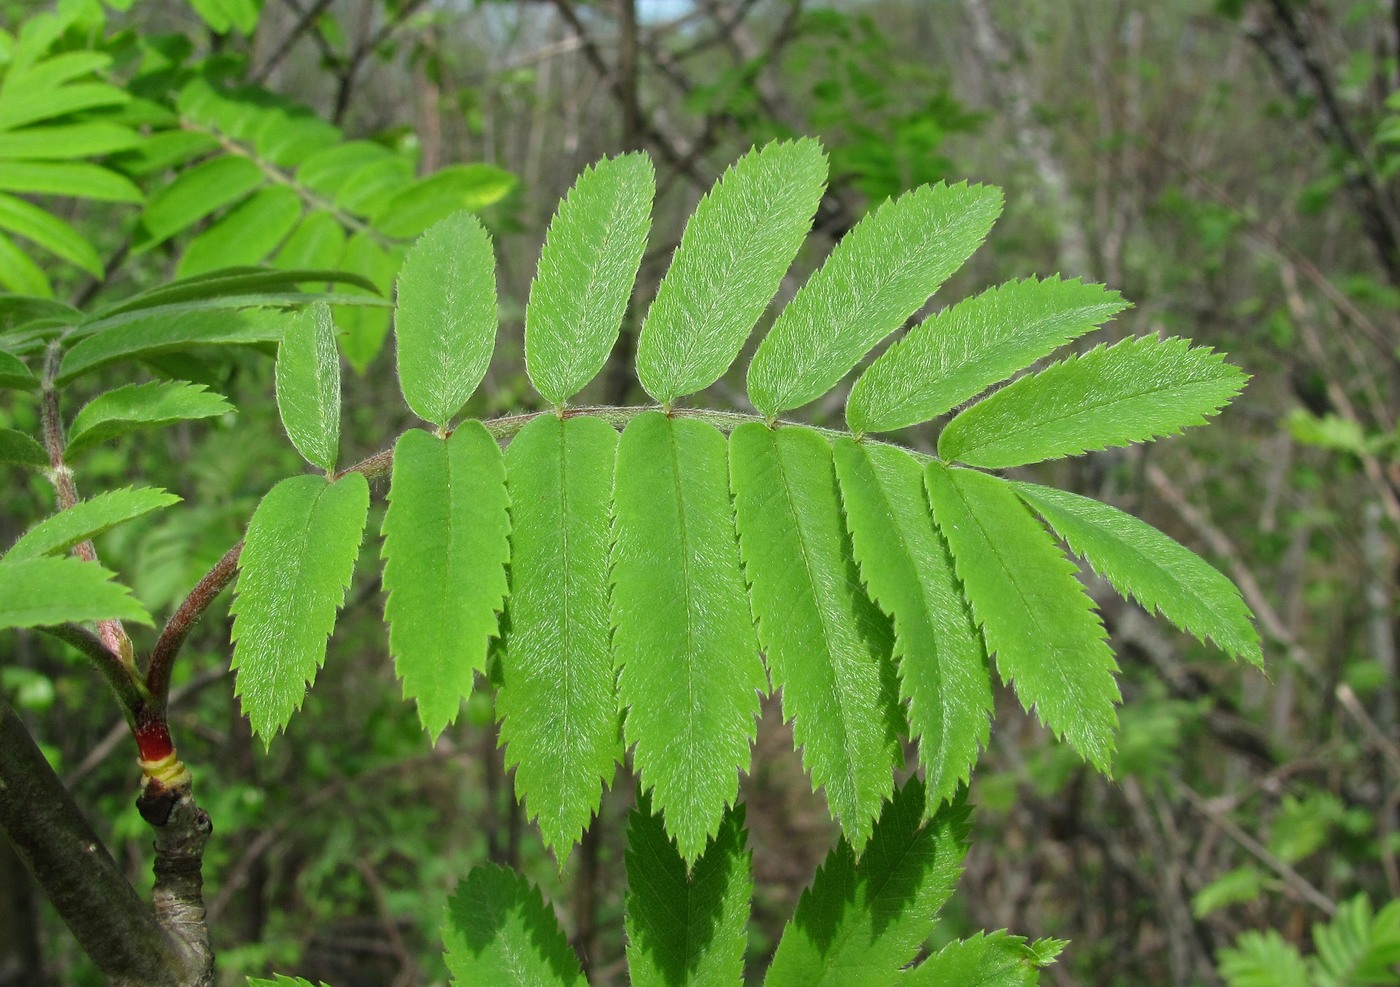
[847, 277, 1128, 434]
[497, 415, 621, 856]
[393, 211, 497, 428]
[0, 161, 142, 203]
[940, 335, 1249, 468]
[0, 192, 103, 275]
[0, 428, 46, 466]
[0, 123, 139, 160]
[382, 425, 510, 740]
[625, 796, 752, 987]
[338, 232, 402, 372]
[0, 556, 151, 629]
[230, 472, 369, 741]
[176, 185, 303, 278]
[371, 164, 517, 239]
[275, 303, 341, 472]
[902, 932, 1065, 986]
[274, 211, 346, 273]
[296, 141, 392, 198]
[764, 780, 969, 987]
[924, 465, 1120, 771]
[730, 423, 899, 850]
[747, 182, 1003, 418]
[58, 307, 288, 384]
[5, 487, 180, 562]
[1012, 481, 1262, 666]
[612, 413, 765, 862]
[1217, 931, 1312, 987]
[637, 139, 826, 404]
[0, 237, 48, 296]
[138, 156, 264, 248]
[0, 350, 34, 389]
[833, 440, 990, 809]
[442, 865, 586, 987]
[66, 380, 233, 456]
[526, 153, 654, 406]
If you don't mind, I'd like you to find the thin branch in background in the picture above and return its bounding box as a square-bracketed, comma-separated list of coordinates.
[254, 0, 340, 84]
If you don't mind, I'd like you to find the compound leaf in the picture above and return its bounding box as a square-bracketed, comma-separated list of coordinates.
[67, 380, 233, 456]
[394, 211, 497, 428]
[924, 465, 1119, 771]
[638, 139, 826, 404]
[5, 487, 180, 562]
[847, 277, 1128, 434]
[526, 153, 653, 406]
[0, 556, 151, 630]
[833, 440, 990, 809]
[443, 864, 586, 987]
[748, 182, 1002, 418]
[764, 780, 969, 987]
[612, 413, 764, 863]
[382, 425, 510, 740]
[625, 796, 752, 987]
[940, 335, 1248, 468]
[230, 472, 369, 742]
[1012, 481, 1262, 666]
[497, 414, 621, 857]
[731, 423, 899, 850]
[275, 303, 340, 471]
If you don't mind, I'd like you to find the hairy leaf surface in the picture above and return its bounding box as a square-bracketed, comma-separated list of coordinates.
[638, 140, 826, 404]
[0, 556, 151, 629]
[612, 413, 765, 862]
[230, 472, 368, 741]
[526, 153, 653, 405]
[625, 796, 752, 987]
[1013, 482, 1262, 666]
[382, 425, 510, 740]
[833, 440, 990, 808]
[443, 864, 586, 987]
[0, 428, 46, 466]
[275, 303, 340, 471]
[731, 423, 899, 849]
[394, 211, 497, 428]
[5, 487, 180, 562]
[902, 932, 1065, 986]
[925, 465, 1119, 770]
[764, 780, 969, 987]
[67, 381, 232, 456]
[748, 182, 1002, 418]
[497, 415, 621, 856]
[940, 335, 1248, 468]
[847, 277, 1128, 434]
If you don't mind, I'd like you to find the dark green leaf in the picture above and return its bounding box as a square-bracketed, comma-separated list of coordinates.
[58, 307, 288, 384]
[0, 350, 35, 389]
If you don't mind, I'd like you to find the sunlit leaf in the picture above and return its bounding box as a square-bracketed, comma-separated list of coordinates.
[66, 381, 233, 456]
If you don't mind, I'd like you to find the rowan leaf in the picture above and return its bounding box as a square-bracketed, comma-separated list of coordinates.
[847, 277, 1128, 434]
[902, 932, 1065, 986]
[526, 153, 653, 406]
[764, 780, 969, 987]
[275, 303, 340, 471]
[176, 186, 303, 278]
[0, 350, 34, 389]
[230, 472, 369, 741]
[748, 182, 1002, 418]
[370, 163, 517, 239]
[0, 428, 45, 467]
[443, 864, 586, 987]
[382, 425, 510, 740]
[730, 422, 899, 849]
[637, 139, 826, 404]
[138, 156, 264, 247]
[924, 464, 1120, 771]
[0, 556, 152, 630]
[1012, 481, 1262, 665]
[625, 796, 752, 987]
[833, 440, 991, 809]
[394, 211, 497, 428]
[0, 161, 142, 203]
[66, 380, 233, 456]
[612, 413, 765, 862]
[58, 307, 288, 384]
[5, 487, 180, 562]
[0, 192, 103, 275]
[497, 414, 621, 857]
[940, 335, 1249, 468]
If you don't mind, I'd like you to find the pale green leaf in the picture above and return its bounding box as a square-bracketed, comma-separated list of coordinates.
[275, 303, 341, 471]
[748, 182, 1003, 418]
[1012, 481, 1262, 665]
[296, 141, 394, 198]
[382, 425, 510, 740]
[612, 413, 765, 862]
[66, 380, 233, 456]
[730, 422, 899, 849]
[833, 440, 991, 809]
[924, 465, 1120, 771]
[334, 156, 414, 216]
[253, 108, 341, 170]
[940, 336, 1249, 468]
[176, 186, 303, 278]
[443, 865, 586, 987]
[764, 780, 969, 987]
[336, 231, 400, 372]
[0, 161, 141, 203]
[58, 307, 288, 384]
[847, 277, 1128, 434]
[273, 211, 345, 273]
[0, 428, 45, 466]
[0, 122, 140, 159]
[113, 131, 221, 176]
[0, 556, 151, 629]
[394, 211, 497, 428]
[1191, 866, 1267, 919]
[625, 796, 752, 987]
[902, 931, 1062, 986]
[0, 350, 34, 389]
[371, 163, 517, 239]
[139, 156, 264, 247]
[525, 153, 654, 405]
[0, 83, 129, 131]
[5, 487, 180, 562]
[1217, 931, 1311, 987]
[0, 235, 49, 296]
[497, 415, 621, 856]
[230, 472, 368, 741]
[0, 192, 102, 275]
[637, 139, 826, 404]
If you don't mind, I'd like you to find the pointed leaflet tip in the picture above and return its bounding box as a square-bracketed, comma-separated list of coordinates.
[275, 302, 341, 472]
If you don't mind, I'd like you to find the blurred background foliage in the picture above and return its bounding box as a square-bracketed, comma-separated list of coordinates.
[2, 0, 1400, 984]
